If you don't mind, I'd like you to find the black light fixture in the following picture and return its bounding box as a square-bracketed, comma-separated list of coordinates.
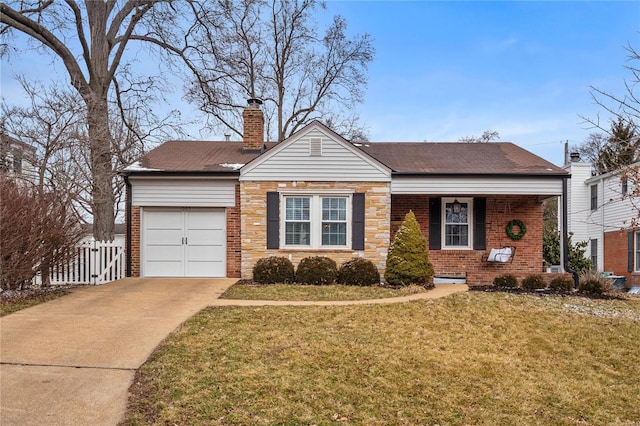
[452, 199, 461, 214]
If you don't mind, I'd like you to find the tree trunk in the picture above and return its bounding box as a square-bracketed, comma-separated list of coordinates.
[87, 95, 115, 241]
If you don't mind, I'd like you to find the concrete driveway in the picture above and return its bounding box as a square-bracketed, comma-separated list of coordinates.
[0, 277, 236, 426]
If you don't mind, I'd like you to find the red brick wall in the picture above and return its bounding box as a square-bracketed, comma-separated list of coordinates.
[242, 107, 264, 150]
[604, 229, 638, 287]
[226, 184, 242, 278]
[391, 195, 544, 285]
[130, 206, 141, 277]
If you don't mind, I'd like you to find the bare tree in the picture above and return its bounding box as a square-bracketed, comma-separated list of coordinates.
[458, 130, 500, 143]
[185, 0, 374, 142]
[0, 176, 83, 290]
[579, 44, 640, 225]
[1, 1, 190, 240]
[1, 77, 164, 225]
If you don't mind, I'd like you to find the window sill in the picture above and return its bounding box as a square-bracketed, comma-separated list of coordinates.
[278, 247, 355, 252]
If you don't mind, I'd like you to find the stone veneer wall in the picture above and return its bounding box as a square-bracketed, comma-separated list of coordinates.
[240, 181, 390, 278]
[391, 194, 544, 285]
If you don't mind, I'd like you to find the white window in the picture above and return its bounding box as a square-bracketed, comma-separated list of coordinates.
[283, 194, 350, 248]
[442, 197, 473, 249]
[590, 184, 598, 210]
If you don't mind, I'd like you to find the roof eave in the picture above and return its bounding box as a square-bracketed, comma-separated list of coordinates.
[119, 170, 240, 178]
[392, 172, 569, 178]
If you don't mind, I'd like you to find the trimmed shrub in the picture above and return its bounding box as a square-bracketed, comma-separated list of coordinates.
[578, 271, 614, 295]
[252, 256, 295, 284]
[521, 274, 547, 290]
[296, 256, 337, 285]
[549, 275, 575, 292]
[493, 273, 518, 288]
[337, 258, 380, 286]
[385, 211, 434, 286]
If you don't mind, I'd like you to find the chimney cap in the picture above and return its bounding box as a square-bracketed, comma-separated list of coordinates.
[570, 152, 581, 162]
[247, 98, 263, 107]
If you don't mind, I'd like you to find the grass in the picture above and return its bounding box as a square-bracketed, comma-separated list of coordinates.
[220, 283, 427, 301]
[0, 288, 69, 316]
[125, 291, 640, 425]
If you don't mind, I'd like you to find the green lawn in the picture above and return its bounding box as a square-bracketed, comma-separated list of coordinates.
[220, 283, 427, 301]
[125, 291, 640, 425]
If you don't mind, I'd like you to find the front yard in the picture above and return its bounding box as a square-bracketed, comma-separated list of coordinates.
[124, 290, 640, 425]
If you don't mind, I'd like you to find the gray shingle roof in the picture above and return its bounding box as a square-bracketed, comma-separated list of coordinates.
[357, 142, 566, 175]
[124, 139, 566, 176]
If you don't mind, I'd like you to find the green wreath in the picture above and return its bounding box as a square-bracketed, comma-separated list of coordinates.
[505, 219, 527, 241]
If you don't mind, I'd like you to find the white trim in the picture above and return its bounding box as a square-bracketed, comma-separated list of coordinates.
[441, 197, 473, 250]
[392, 176, 563, 195]
[280, 193, 352, 249]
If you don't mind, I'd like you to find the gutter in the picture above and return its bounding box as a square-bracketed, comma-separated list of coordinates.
[562, 176, 579, 287]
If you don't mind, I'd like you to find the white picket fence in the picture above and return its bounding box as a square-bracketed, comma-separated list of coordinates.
[34, 239, 125, 286]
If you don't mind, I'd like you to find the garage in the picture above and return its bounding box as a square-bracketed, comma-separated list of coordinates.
[143, 208, 226, 277]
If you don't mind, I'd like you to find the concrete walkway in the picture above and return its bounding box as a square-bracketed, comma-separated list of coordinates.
[0, 279, 467, 425]
[0, 278, 236, 426]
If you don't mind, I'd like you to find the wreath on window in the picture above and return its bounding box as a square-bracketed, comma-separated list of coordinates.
[505, 219, 527, 241]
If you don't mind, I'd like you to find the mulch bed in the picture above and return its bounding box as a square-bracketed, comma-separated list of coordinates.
[469, 285, 628, 300]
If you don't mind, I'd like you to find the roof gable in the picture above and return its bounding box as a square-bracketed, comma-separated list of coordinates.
[240, 121, 391, 182]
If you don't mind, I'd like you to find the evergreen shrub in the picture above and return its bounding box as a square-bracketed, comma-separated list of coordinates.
[252, 256, 295, 284]
[296, 256, 337, 285]
[493, 273, 518, 288]
[337, 258, 380, 286]
[521, 274, 547, 290]
[549, 275, 575, 292]
[385, 211, 434, 286]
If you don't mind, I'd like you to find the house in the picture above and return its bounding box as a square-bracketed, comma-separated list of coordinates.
[564, 155, 639, 288]
[0, 130, 36, 182]
[121, 100, 569, 285]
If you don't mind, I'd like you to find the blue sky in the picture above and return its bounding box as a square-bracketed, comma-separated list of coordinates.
[324, 1, 640, 166]
[1, 1, 639, 167]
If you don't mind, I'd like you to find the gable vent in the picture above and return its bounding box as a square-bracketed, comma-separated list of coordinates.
[309, 137, 322, 156]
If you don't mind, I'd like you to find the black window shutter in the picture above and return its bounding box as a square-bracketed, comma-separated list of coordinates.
[473, 197, 487, 250]
[629, 231, 634, 272]
[352, 193, 365, 250]
[429, 197, 442, 250]
[266, 192, 279, 249]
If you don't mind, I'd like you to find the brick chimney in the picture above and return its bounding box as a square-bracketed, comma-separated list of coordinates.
[242, 98, 264, 151]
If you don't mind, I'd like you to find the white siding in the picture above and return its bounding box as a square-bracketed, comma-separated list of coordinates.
[241, 128, 390, 182]
[565, 162, 592, 245]
[602, 175, 636, 229]
[391, 176, 564, 195]
[131, 178, 236, 207]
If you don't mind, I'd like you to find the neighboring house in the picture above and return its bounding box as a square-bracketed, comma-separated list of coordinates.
[0, 130, 36, 182]
[564, 156, 639, 287]
[121, 101, 569, 285]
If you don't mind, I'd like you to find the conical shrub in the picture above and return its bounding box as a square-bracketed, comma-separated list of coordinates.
[385, 210, 434, 286]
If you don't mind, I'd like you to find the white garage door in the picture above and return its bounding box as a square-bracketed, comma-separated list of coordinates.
[143, 208, 226, 277]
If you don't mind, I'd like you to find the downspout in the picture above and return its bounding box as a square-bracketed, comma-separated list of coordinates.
[562, 176, 579, 287]
[124, 175, 132, 277]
